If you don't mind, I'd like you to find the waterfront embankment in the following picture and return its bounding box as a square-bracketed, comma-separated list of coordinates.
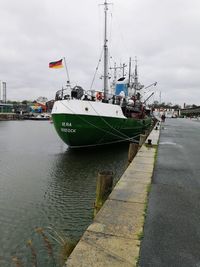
[0, 113, 20, 120]
[65, 122, 160, 266]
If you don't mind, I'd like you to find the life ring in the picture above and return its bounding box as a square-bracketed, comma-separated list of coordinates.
[96, 92, 103, 100]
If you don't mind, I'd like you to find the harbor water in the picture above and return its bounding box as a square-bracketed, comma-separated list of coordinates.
[0, 120, 128, 266]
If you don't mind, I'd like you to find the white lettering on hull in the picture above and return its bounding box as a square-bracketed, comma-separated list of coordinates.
[61, 122, 76, 133]
[62, 122, 72, 127]
[61, 128, 76, 133]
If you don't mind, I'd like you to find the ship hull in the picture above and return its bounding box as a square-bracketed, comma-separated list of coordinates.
[51, 100, 152, 147]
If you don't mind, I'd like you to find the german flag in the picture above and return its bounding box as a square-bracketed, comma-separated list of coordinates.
[49, 59, 63, 69]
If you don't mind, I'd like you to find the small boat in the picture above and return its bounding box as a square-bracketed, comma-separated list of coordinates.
[51, 1, 156, 148]
[25, 113, 51, 121]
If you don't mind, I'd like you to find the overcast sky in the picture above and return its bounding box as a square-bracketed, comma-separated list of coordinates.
[0, 0, 200, 106]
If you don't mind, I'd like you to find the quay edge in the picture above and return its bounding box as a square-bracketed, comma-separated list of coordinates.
[0, 113, 22, 120]
[64, 121, 161, 267]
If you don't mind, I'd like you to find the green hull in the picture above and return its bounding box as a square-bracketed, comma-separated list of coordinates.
[52, 113, 152, 147]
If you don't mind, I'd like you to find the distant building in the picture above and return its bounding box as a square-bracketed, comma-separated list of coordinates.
[153, 108, 179, 118]
[0, 81, 6, 103]
[0, 103, 13, 113]
[181, 106, 200, 117]
[30, 102, 47, 113]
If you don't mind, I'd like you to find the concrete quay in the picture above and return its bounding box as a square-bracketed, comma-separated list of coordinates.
[0, 113, 15, 120]
[65, 123, 160, 267]
[0, 113, 20, 120]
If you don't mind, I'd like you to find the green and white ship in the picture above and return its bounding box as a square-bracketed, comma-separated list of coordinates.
[51, 1, 155, 148]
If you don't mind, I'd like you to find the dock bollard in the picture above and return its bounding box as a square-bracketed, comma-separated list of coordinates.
[94, 171, 113, 217]
[147, 139, 152, 146]
[127, 142, 139, 166]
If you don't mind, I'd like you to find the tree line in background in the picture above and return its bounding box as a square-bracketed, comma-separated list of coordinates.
[7, 100, 38, 105]
[150, 101, 199, 110]
[6, 96, 49, 105]
[150, 101, 181, 109]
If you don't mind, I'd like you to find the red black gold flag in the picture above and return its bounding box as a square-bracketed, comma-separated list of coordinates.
[49, 59, 63, 69]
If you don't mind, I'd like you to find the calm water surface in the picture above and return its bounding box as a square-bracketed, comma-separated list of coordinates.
[0, 120, 128, 266]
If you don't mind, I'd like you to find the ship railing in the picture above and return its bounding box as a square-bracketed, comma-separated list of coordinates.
[55, 87, 139, 107]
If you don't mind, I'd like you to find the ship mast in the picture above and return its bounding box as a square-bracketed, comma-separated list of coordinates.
[134, 58, 138, 92]
[103, 0, 109, 100]
[128, 57, 132, 87]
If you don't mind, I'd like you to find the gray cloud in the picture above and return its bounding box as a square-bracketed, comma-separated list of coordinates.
[0, 0, 200, 106]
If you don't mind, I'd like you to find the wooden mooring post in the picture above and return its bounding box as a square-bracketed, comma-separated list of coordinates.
[94, 171, 113, 217]
[127, 142, 139, 166]
[139, 134, 146, 148]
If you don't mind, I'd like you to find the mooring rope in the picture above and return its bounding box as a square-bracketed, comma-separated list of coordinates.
[87, 100, 141, 140]
[59, 100, 140, 144]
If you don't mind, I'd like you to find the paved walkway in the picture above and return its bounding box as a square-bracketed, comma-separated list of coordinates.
[139, 118, 200, 267]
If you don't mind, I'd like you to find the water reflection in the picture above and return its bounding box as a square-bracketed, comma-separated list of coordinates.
[0, 121, 128, 266]
[44, 142, 129, 238]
